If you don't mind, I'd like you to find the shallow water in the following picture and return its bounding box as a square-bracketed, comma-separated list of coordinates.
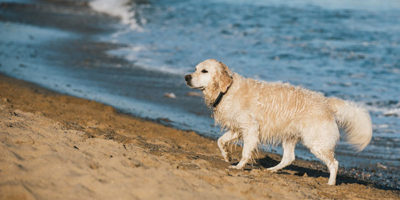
[1, 0, 399, 189]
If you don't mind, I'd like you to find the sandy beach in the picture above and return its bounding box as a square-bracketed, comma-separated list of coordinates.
[0, 74, 399, 199]
[0, 0, 399, 199]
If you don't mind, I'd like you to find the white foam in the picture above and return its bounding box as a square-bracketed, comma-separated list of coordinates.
[108, 46, 189, 75]
[89, 0, 142, 31]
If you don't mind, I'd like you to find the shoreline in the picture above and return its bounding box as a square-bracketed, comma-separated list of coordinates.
[0, 0, 399, 198]
[0, 72, 399, 199]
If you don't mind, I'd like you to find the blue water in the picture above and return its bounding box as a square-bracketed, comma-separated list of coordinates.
[1, 0, 399, 188]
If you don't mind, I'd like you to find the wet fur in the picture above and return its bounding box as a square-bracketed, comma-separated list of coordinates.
[185, 59, 372, 185]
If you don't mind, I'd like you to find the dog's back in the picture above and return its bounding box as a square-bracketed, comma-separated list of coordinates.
[216, 74, 337, 144]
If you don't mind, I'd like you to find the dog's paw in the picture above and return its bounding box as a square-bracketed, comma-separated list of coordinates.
[220, 151, 231, 163]
[266, 167, 279, 173]
[229, 165, 243, 170]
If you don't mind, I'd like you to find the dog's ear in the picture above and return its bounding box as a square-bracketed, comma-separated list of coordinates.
[218, 62, 233, 93]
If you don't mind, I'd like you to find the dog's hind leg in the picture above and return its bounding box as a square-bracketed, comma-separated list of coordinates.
[310, 147, 338, 185]
[303, 121, 339, 185]
[218, 130, 239, 162]
[230, 127, 259, 169]
[267, 139, 297, 172]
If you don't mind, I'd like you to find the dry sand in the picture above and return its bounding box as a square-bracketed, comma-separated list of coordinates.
[0, 75, 399, 200]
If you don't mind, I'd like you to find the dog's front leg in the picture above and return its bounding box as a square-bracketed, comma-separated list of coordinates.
[230, 127, 258, 169]
[217, 130, 239, 162]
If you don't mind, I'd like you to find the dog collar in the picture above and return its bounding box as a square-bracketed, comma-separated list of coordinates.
[212, 83, 232, 108]
[212, 92, 225, 108]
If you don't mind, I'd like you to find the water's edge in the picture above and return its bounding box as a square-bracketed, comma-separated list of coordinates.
[0, 0, 398, 190]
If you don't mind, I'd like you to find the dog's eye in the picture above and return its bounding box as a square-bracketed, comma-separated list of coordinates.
[201, 69, 208, 73]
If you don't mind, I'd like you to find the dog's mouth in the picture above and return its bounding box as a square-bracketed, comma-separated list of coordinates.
[195, 86, 205, 91]
[186, 81, 205, 91]
[189, 85, 205, 91]
[185, 80, 202, 90]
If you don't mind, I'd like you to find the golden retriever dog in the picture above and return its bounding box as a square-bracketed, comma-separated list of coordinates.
[185, 59, 372, 185]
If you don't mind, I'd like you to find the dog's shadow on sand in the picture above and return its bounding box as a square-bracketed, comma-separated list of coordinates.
[256, 156, 330, 178]
[252, 156, 397, 191]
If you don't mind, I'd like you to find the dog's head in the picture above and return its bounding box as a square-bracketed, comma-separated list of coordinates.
[185, 59, 233, 94]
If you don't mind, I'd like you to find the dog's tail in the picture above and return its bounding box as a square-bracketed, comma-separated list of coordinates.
[328, 97, 372, 151]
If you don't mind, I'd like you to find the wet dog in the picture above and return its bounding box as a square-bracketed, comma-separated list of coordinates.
[185, 59, 372, 185]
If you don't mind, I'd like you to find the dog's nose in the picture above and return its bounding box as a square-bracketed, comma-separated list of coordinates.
[185, 74, 192, 82]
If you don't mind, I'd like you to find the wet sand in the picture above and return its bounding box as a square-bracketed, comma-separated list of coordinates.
[1, 74, 399, 199]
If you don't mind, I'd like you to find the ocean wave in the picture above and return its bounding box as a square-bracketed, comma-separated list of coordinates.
[89, 0, 142, 31]
[108, 46, 189, 75]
